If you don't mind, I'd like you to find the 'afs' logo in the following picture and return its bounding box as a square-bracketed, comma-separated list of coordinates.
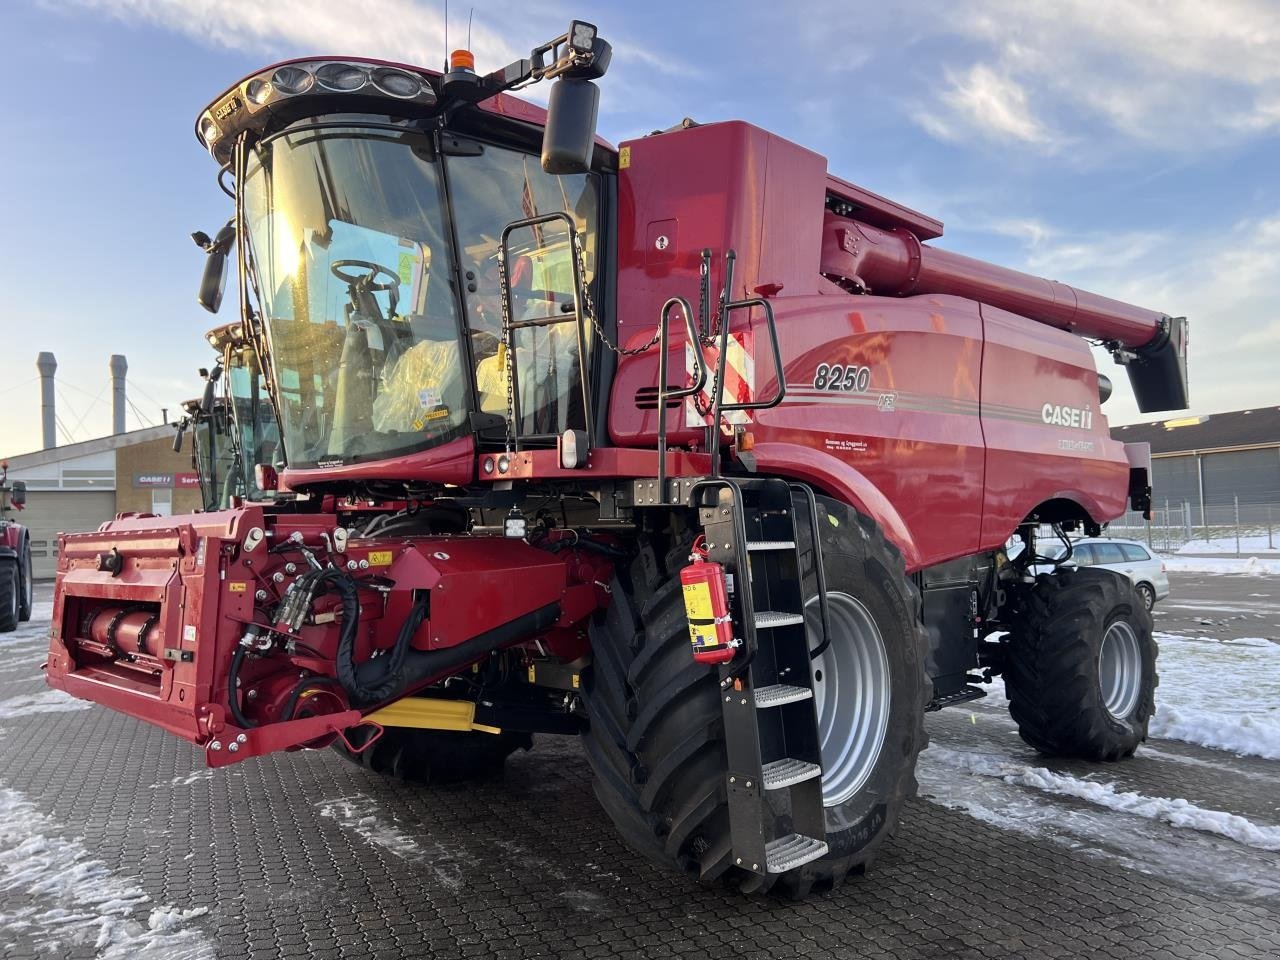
[1042, 403, 1093, 430]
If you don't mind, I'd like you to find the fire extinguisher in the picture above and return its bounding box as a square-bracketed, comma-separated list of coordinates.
[680, 536, 738, 665]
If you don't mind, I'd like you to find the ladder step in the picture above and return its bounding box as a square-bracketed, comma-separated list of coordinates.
[754, 684, 813, 708]
[760, 758, 822, 790]
[755, 611, 805, 629]
[765, 834, 829, 873]
[746, 540, 796, 552]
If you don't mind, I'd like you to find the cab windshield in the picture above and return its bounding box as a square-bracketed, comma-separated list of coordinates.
[242, 120, 598, 469]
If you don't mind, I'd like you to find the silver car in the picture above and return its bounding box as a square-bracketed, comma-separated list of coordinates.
[1023, 537, 1170, 611]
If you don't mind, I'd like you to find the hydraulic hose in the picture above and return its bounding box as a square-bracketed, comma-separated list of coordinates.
[353, 602, 561, 707]
[228, 643, 255, 729]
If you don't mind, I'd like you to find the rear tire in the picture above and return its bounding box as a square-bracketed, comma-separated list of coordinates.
[0, 560, 18, 633]
[581, 498, 929, 897]
[18, 541, 33, 622]
[1004, 566, 1157, 760]
[1135, 581, 1155, 612]
[332, 724, 532, 785]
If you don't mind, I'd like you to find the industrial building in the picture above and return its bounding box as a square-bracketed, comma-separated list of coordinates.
[1111, 407, 1280, 526]
[2, 353, 199, 578]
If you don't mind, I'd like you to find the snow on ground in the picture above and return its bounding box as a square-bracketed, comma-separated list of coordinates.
[1147, 632, 1280, 760]
[316, 795, 476, 890]
[1161, 555, 1280, 575]
[926, 745, 1280, 850]
[1177, 535, 1280, 555]
[0, 689, 89, 720]
[916, 749, 1280, 903]
[0, 785, 213, 959]
[150, 769, 216, 790]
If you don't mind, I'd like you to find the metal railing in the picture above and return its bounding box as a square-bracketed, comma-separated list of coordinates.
[1103, 498, 1280, 555]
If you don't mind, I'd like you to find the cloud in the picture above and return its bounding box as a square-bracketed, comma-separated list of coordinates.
[911, 0, 1280, 154]
[915, 64, 1057, 148]
[54, 0, 527, 67]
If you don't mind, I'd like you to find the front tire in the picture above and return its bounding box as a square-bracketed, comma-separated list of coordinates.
[581, 498, 929, 897]
[332, 724, 532, 785]
[18, 541, 33, 622]
[0, 560, 18, 633]
[1004, 566, 1157, 760]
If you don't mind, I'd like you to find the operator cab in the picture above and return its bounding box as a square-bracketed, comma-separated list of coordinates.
[192, 23, 612, 490]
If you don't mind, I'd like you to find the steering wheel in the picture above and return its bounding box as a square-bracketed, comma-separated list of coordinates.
[330, 259, 401, 291]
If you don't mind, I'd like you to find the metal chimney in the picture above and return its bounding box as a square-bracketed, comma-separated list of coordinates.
[109, 355, 128, 435]
[36, 352, 56, 449]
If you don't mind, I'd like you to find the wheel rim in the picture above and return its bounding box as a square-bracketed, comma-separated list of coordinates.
[1098, 620, 1143, 720]
[806, 592, 891, 806]
[1139, 585, 1154, 611]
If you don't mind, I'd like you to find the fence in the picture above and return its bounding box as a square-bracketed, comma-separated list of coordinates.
[1101, 498, 1280, 556]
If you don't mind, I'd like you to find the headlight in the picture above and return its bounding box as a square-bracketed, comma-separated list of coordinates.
[316, 63, 368, 92]
[271, 66, 313, 95]
[372, 67, 422, 98]
[245, 78, 272, 105]
[197, 60, 439, 160]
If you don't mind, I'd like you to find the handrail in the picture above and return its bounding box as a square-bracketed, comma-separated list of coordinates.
[498, 211, 593, 450]
[707, 251, 787, 478]
[656, 297, 707, 496]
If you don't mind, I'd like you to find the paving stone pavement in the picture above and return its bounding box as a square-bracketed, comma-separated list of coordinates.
[1, 589, 1277, 959]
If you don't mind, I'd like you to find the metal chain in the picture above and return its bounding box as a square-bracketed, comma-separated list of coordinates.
[573, 233, 659, 357]
[569, 233, 730, 422]
[496, 248, 516, 453]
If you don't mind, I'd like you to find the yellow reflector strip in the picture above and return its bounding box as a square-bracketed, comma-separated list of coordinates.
[364, 698, 501, 735]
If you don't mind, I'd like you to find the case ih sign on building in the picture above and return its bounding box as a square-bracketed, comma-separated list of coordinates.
[45, 20, 1188, 897]
[133, 473, 201, 489]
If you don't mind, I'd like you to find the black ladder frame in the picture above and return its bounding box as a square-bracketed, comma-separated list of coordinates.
[691, 476, 833, 876]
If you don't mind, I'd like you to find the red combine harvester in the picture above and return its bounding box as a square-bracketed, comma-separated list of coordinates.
[0, 460, 33, 631]
[47, 22, 1188, 896]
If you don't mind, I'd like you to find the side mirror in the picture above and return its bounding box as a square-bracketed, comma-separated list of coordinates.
[172, 420, 187, 453]
[200, 365, 223, 415]
[9, 481, 25, 507]
[195, 221, 236, 314]
[541, 78, 599, 175]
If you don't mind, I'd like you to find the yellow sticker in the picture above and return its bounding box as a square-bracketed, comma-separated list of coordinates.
[682, 581, 716, 648]
[228, 581, 247, 593]
[397, 252, 414, 285]
[411, 417, 426, 431]
[618, 145, 631, 169]
[424, 407, 450, 421]
[367, 550, 393, 566]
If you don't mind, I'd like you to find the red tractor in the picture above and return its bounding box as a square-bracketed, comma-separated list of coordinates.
[47, 22, 1187, 897]
[0, 460, 33, 632]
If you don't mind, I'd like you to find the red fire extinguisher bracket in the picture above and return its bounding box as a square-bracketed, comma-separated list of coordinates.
[679, 538, 738, 665]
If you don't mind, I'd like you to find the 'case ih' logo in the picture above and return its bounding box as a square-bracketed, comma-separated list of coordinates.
[1042, 403, 1093, 430]
[214, 97, 241, 121]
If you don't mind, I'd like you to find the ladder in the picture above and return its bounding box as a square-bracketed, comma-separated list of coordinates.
[692, 477, 832, 877]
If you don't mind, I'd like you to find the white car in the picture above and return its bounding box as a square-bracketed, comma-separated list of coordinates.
[1011, 537, 1170, 611]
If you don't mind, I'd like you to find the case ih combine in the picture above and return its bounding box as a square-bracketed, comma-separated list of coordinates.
[47, 21, 1189, 896]
[1, 461, 33, 632]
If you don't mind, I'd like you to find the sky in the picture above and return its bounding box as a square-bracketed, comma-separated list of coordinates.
[1, 0, 1278, 456]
